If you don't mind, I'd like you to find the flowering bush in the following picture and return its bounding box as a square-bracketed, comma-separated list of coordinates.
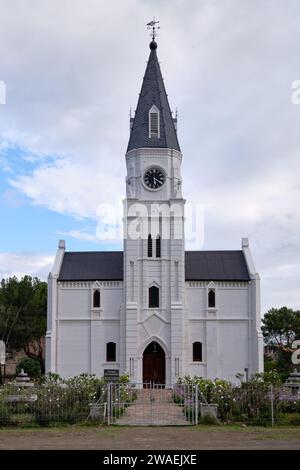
[0, 372, 132, 426]
[33, 373, 107, 425]
[176, 373, 299, 425]
[236, 369, 282, 386]
[177, 376, 233, 421]
[33, 373, 133, 425]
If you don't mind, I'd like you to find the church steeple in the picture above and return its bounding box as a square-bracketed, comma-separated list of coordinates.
[127, 39, 180, 153]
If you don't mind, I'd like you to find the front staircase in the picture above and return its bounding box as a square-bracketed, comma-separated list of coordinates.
[115, 388, 190, 426]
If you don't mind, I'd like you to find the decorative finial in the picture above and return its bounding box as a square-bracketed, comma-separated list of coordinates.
[147, 17, 160, 49]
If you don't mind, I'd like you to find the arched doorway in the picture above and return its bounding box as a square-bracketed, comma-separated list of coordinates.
[143, 341, 165, 385]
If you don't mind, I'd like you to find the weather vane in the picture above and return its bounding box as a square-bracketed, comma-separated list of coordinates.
[147, 17, 160, 41]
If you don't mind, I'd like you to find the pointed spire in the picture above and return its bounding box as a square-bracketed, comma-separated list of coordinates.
[127, 39, 180, 153]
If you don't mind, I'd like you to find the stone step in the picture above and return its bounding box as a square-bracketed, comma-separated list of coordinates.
[115, 389, 190, 425]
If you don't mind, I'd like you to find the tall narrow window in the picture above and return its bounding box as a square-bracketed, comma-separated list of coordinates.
[106, 342, 116, 362]
[148, 234, 152, 257]
[193, 342, 202, 362]
[208, 289, 215, 308]
[156, 235, 161, 258]
[149, 286, 159, 308]
[93, 289, 100, 308]
[149, 105, 160, 138]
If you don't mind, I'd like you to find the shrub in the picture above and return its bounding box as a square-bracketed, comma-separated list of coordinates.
[33, 373, 107, 426]
[41, 372, 62, 384]
[119, 374, 130, 383]
[16, 357, 41, 379]
[176, 374, 291, 425]
[0, 402, 12, 426]
[247, 369, 282, 386]
[0, 372, 135, 427]
[277, 413, 300, 426]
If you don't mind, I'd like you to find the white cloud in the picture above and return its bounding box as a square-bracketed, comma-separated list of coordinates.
[0, 252, 54, 280]
[9, 156, 123, 219]
[58, 229, 99, 242]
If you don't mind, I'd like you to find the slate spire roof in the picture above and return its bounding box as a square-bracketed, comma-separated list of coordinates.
[127, 40, 181, 153]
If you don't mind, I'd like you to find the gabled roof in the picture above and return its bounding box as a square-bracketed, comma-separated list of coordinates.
[58, 250, 250, 282]
[185, 251, 250, 281]
[127, 40, 180, 153]
[58, 251, 123, 281]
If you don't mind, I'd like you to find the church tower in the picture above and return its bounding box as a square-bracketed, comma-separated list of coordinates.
[123, 34, 185, 385]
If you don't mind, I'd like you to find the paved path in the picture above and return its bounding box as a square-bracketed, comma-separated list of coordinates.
[116, 389, 189, 425]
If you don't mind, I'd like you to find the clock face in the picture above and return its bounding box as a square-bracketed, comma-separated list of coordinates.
[143, 167, 165, 190]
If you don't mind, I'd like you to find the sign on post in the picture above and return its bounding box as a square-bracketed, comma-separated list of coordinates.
[104, 369, 119, 382]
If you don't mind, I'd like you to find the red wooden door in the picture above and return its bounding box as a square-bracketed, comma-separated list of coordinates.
[143, 342, 165, 384]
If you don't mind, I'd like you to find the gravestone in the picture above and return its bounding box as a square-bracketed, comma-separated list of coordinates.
[0, 340, 5, 365]
[6, 369, 37, 403]
[284, 368, 300, 397]
[0, 340, 6, 385]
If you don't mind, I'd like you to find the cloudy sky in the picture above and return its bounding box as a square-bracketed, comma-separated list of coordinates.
[0, 0, 299, 314]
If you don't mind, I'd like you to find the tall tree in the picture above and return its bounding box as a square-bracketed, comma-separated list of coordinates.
[0, 276, 47, 373]
[262, 307, 300, 378]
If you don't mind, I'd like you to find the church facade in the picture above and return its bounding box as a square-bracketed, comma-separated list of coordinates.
[46, 38, 264, 384]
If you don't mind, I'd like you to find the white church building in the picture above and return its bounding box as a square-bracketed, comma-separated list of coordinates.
[46, 36, 264, 385]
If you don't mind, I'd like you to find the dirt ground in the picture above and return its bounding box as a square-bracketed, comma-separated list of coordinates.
[0, 425, 300, 450]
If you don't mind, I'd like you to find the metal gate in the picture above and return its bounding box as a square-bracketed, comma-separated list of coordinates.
[107, 383, 198, 425]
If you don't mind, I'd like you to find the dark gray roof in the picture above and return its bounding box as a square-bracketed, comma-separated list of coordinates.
[185, 251, 250, 281]
[58, 252, 123, 281]
[127, 43, 180, 153]
[58, 250, 250, 282]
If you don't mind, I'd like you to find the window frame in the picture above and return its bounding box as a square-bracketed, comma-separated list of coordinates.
[93, 289, 101, 309]
[149, 105, 160, 138]
[193, 342, 203, 362]
[149, 285, 159, 308]
[156, 235, 161, 258]
[148, 234, 153, 257]
[106, 342, 116, 362]
[208, 289, 216, 308]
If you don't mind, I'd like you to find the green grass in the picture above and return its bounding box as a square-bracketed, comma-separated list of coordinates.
[0, 423, 128, 436]
[1, 422, 300, 435]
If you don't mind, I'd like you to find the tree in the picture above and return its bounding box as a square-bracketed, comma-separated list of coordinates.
[0, 276, 47, 373]
[262, 307, 300, 379]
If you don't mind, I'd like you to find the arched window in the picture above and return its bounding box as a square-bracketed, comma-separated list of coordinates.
[193, 342, 202, 362]
[208, 289, 215, 308]
[149, 286, 159, 308]
[149, 105, 160, 138]
[148, 234, 152, 257]
[156, 235, 161, 258]
[106, 342, 116, 362]
[93, 289, 100, 308]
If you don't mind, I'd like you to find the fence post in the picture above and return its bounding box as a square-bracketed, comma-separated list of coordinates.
[195, 384, 199, 425]
[270, 384, 274, 427]
[107, 383, 111, 426]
